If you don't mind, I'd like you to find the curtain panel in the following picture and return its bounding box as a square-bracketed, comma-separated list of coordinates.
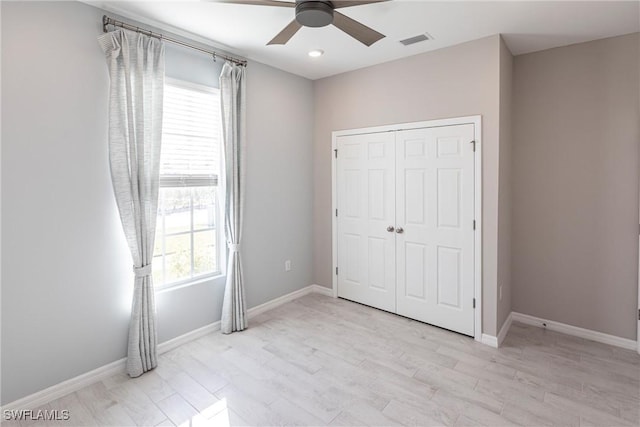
[98, 29, 164, 377]
[220, 62, 247, 334]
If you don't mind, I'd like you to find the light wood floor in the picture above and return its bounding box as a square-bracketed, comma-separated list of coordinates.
[8, 293, 640, 426]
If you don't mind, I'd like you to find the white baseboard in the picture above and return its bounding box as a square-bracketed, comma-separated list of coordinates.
[2, 284, 328, 412]
[481, 334, 498, 348]
[157, 321, 222, 355]
[156, 284, 334, 354]
[309, 284, 334, 297]
[246, 285, 316, 318]
[479, 312, 513, 349]
[497, 312, 513, 347]
[0, 357, 127, 414]
[511, 312, 637, 351]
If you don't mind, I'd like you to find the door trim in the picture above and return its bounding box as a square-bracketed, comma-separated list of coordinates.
[331, 115, 483, 342]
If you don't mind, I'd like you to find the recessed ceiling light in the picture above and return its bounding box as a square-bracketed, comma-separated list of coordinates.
[308, 49, 324, 58]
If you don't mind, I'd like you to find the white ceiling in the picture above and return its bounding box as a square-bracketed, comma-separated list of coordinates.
[89, 1, 640, 80]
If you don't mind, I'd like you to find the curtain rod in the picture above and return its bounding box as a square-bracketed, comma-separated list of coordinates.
[102, 15, 247, 67]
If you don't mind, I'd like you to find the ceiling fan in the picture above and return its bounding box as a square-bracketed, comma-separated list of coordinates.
[216, 0, 388, 46]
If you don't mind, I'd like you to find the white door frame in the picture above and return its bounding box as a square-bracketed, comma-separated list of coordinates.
[331, 115, 483, 342]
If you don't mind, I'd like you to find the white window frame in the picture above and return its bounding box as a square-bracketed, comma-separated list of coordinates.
[154, 78, 226, 291]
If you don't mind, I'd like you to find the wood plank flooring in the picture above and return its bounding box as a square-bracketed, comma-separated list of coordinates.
[7, 293, 639, 426]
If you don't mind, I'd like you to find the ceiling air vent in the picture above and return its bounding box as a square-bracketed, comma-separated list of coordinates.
[399, 33, 433, 46]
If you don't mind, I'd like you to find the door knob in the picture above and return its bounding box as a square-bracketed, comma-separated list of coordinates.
[395, 227, 404, 234]
[386, 226, 395, 232]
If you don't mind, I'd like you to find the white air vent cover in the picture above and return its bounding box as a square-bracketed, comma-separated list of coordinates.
[399, 33, 433, 46]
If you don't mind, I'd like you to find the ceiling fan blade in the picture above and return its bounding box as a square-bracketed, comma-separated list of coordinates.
[332, 11, 385, 46]
[267, 19, 303, 45]
[213, 0, 295, 7]
[332, 1, 389, 9]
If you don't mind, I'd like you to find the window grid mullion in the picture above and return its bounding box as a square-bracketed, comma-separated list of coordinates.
[161, 194, 166, 285]
[190, 188, 195, 279]
[164, 228, 216, 237]
[164, 227, 215, 238]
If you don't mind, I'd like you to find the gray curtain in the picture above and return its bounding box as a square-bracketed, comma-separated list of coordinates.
[220, 62, 247, 334]
[98, 29, 164, 377]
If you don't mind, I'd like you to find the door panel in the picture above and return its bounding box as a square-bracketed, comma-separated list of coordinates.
[437, 168, 462, 228]
[437, 245, 462, 308]
[396, 124, 475, 336]
[337, 132, 396, 312]
[404, 242, 428, 300]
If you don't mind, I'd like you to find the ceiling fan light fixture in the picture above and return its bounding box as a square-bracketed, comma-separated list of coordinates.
[295, 1, 334, 28]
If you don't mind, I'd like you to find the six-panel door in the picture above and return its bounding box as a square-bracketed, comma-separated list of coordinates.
[395, 124, 475, 336]
[336, 123, 476, 336]
[336, 132, 396, 312]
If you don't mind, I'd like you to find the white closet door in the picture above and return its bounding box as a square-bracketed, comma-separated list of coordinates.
[336, 132, 396, 312]
[395, 124, 475, 336]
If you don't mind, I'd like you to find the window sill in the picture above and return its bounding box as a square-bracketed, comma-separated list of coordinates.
[155, 273, 225, 294]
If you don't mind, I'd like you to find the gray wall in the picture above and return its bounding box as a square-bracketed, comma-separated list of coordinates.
[313, 36, 504, 336]
[512, 33, 640, 340]
[243, 60, 314, 310]
[497, 36, 513, 332]
[1, 1, 313, 404]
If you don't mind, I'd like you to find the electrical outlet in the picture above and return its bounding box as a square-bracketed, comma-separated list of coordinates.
[499, 285, 503, 301]
[285, 260, 291, 272]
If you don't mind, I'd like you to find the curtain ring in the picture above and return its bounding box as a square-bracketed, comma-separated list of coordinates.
[102, 15, 109, 33]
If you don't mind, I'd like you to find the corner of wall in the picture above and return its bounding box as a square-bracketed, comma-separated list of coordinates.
[496, 34, 514, 334]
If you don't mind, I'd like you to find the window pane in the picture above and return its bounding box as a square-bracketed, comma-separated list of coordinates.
[153, 230, 163, 259]
[162, 83, 220, 177]
[152, 254, 164, 285]
[161, 187, 191, 234]
[193, 186, 216, 230]
[165, 233, 191, 283]
[153, 192, 164, 284]
[194, 229, 216, 275]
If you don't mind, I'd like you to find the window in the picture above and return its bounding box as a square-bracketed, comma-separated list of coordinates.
[153, 79, 222, 288]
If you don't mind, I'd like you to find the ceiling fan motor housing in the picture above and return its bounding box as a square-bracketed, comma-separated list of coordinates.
[295, 1, 334, 27]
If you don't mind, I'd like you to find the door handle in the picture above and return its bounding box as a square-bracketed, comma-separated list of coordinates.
[395, 227, 404, 234]
[386, 226, 395, 232]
